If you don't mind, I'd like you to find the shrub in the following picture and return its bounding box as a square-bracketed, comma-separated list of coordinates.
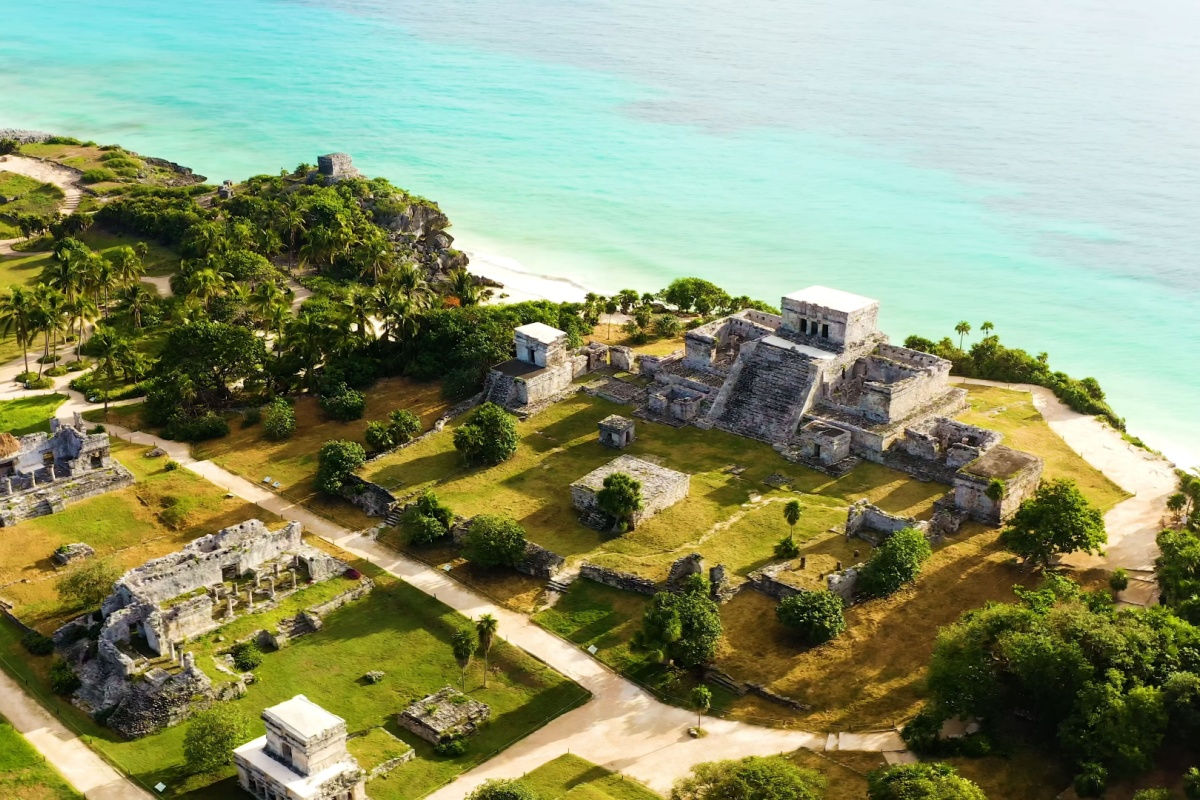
[1184, 767, 1200, 799]
[653, 314, 682, 338]
[230, 641, 263, 671]
[183, 705, 251, 774]
[596, 471, 643, 531]
[899, 706, 945, 754]
[57, 560, 120, 609]
[639, 576, 722, 668]
[464, 515, 527, 568]
[318, 382, 366, 421]
[775, 590, 846, 645]
[364, 420, 394, 452]
[388, 408, 420, 444]
[670, 755, 824, 800]
[408, 513, 448, 545]
[50, 659, 80, 695]
[25, 376, 53, 389]
[21, 631, 55, 656]
[774, 535, 801, 558]
[315, 439, 366, 495]
[859, 528, 932, 598]
[434, 736, 467, 757]
[1132, 791, 1171, 800]
[164, 460, 181, 471]
[164, 411, 229, 442]
[45, 365, 68, 377]
[867, 763, 986, 800]
[453, 403, 518, 466]
[240, 407, 262, 427]
[1109, 568, 1129, 593]
[262, 398, 296, 441]
[81, 168, 118, 184]
[466, 779, 537, 800]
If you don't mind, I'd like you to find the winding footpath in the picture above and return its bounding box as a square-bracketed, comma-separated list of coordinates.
[0, 367, 1175, 797]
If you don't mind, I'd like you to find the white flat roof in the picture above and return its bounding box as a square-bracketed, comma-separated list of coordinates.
[784, 286, 877, 313]
[234, 736, 360, 800]
[761, 335, 836, 360]
[514, 322, 566, 344]
[262, 695, 344, 740]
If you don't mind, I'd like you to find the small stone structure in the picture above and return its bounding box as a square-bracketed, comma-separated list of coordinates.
[598, 415, 636, 449]
[315, 152, 362, 183]
[51, 542, 95, 566]
[578, 562, 659, 595]
[953, 445, 1043, 524]
[397, 686, 491, 744]
[483, 322, 576, 413]
[234, 694, 367, 800]
[55, 519, 358, 737]
[844, 499, 928, 545]
[0, 415, 133, 526]
[667, 553, 704, 590]
[570, 455, 689, 530]
[217, 179, 235, 199]
[795, 421, 853, 473]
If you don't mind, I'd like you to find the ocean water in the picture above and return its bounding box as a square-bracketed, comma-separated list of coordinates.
[2, 0, 1198, 465]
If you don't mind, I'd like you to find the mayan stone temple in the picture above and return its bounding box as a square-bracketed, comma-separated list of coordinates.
[0, 413, 133, 526]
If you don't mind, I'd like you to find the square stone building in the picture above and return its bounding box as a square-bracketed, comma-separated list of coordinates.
[234, 694, 366, 800]
[598, 415, 636, 449]
[571, 455, 689, 530]
[953, 445, 1044, 524]
[397, 686, 490, 745]
[483, 322, 576, 411]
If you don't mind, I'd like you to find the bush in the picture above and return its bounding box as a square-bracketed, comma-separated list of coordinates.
[81, 168, 118, 184]
[45, 365, 68, 377]
[774, 535, 801, 558]
[164, 411, 229, 442]
[859, 528, 932, 598]
[240, 407, 262, 427]
[21, 631, 55, 656]
[183, 705, 251, 774]
[318, 382, 366, 421]
[388, 408, 420, 444]
[453, 403, 518, 466]
[230, 641, 262, 671]
[867, 763, 986, 800]
[1109, 568, 1129, 593]
[57, 560, 121, 609]
[364, 420, 394, 451]
[463, 515, 527, 568]
[1184, 766, 1200, 799]
[899, 706, 945, 754]
[25, 376, 53, 390]
[1132, 791, 1171, 800]
[315, 439, 366, 495]
[670, 755, 824, 800]
[262, 398, 296, 441]
[164, 460, 181, 471]
[408, 513, 448, 545]
[466, 779, 537, 800]
[639, 577, 723, 668]
[50, 659, 80, 695]
[776, 590, 846, 645]
[653, 314, 682, 338]
[434, 736, 468, 757]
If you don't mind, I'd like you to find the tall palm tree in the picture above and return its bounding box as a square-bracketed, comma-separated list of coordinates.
[980, 320, 995, 336]
[88, 326, 124, 412]
[84, 251, 115, 318]
[108, 246, 145, 289]
[451, 629, 475, 691]
[954, 320, 971, 350]
[342, 287, 375, 342]
[447, 268, 480, 307]
[65, 294, 98, 355]
[355, 232, 394, 284]
[31, 284, 67, 376]
[383, 260, 431, 308]
[783, 499, 802, 544]
[0, 287, 36, 375]
[374, 291, 420, 345]
[475, 615, 498, 688]
[118, 284, 153, 329]
[186, 267, 229, 311]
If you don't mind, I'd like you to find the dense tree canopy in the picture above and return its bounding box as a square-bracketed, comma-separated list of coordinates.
[776, 589, 846, 645]
[183, 705, 252, 774]
[596, 472, 643, 531]
[1000, 479, 1105, 569]
[454, 403, 519, 466]
[463, 515, 527, 568]
[669, 756, 825, 800]
[859, 527, 932, 597]
[639, 576, 723, 668]
[867, 763, 987, 800]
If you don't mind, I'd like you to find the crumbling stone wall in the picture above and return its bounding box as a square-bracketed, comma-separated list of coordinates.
[338, 475, 397, 517]
[579, 563, 659, 595]
[844, 499, 927, 545]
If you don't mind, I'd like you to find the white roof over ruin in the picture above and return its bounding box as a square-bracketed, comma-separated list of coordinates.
[262, 694, 344, 740]
[514, 322, 567, 344]
[784, 286, 877, 313]
[234, 736, 359, 800]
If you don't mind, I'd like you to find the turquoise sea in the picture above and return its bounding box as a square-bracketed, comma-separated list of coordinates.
[2, 0, 1198, 465]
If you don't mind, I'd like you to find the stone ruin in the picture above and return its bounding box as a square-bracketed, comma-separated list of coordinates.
[397, 686, 490, 745]
[952, 445, 1043, 525]
[235, 694, 367, 800]
[598, 414, 636, 449]
[53, 519, 355, 738]
[315, 152, 362, 183]
[217, 179, 235, 199]
[0, 414, 133, 526]
[482, 322, 578, 414]
[844, 499, 929, 546]
[51, 542, 95, 566]
[570, 454, 689, 531]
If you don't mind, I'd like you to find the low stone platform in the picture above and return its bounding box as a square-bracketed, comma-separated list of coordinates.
[397, 686, 490, 744]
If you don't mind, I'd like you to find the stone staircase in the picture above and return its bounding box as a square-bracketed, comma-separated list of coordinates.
[383, 506, 403, 527]
[481, 371, 515, 408]
[707, 340, 819, 443]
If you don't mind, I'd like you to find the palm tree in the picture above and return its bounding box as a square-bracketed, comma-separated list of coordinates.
[108, 246, 145, 289]
[88, 326, 124, 412]
[342, 287, 375, 343]
[954, 320, 971, 350]
[451, 629, 475, 690]
[604, 299, 619, 340]
[783, 499, 802, 544]
[64, 294, 98, 355]
[279, 202, 307, 265]
[31, 284, 67, 376]
[384, 261, 431, 308]
[85, 251, 116, 317]
[980, 320, 995, 337]
[118, 285, 153, 329]
[447, 268, 480, 307]
[1167, 493, 1188, 528]
[355, 232, 395, 284]
[0, 287, 36, 375]
[475, 614, 498, 688]
[186, 267, 229, 311]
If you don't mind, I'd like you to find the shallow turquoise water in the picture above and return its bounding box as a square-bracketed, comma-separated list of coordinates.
[2, 0, 1198, 464]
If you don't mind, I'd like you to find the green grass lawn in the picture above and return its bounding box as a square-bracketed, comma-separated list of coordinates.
[0, 714, 82, 799]
[0, 440, 280, 629]
[0, 393, 67, 435]
[371, 393, 942, 582]
[18, 143, 194, 190]
[523, 754, 662, 799]
[0, 171, 64, 237]
[0, 552, 589, 800]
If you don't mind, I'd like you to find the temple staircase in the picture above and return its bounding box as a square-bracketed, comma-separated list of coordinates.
[706, 339, 820, 443]
[481, 371, 516, 408]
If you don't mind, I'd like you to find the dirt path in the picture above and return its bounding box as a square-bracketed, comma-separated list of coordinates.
[956, 379, 1176, 577]
[0, 154, 83, 215]
[0, 669, 154, 800]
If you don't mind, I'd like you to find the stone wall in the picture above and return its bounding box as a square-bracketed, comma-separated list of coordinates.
[515, 541, 565, 580]
[609, 346, 634, 372]
[826, 566, 860, 602]
[515, 362, 574, 406]
[338, 475, 397, 517]
[744, 563, 803, 601]
[844, 499, 926, 545]
[579, 563, 659, 595]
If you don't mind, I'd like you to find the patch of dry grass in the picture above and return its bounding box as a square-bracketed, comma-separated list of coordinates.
[587, 322, 685, 357]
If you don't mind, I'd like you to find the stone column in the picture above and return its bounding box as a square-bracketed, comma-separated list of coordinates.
[246, 587, 254, 611]
[267, 577, 275, 599]
[290, 571, 297, 590]
[227, 595, 235, 617]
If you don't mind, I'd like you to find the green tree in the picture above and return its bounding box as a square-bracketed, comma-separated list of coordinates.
[466, 779, 537, 800]
[670, 755, 825, 800]
[183, 705, 252, 774]
[453, 403, 518, 466]
[476, 614, 499, 688]
[980, 320, 995, 336]
[1000, 479, 1106, 570]
[315, 439, 366, 495]
[263, 398, 296, 441]
[776, 590, 846, 645]
[867, 762, 987, 800]
[56, 559, 120, 609]
[388, 408, 421, 444]
[0, 286, 36, 374]
[1183, 766, 1200, 799]
[596, 471, 644, 531]
[776, 499, 803, 556]
[859, 528, 932, 597]
[690, 685, 711, 729]
[364, 420, 395, 451]
[639, 577, 722, 668]
[451, 628, 476, 690]
[954, 320, 971, 349]
[463, 515, 527, 569]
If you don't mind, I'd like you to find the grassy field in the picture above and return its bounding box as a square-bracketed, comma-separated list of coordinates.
[956, 382, 1129, 510]
[0, 548, 589, 800]
[0, 440, 280, 629]
[0, 715, 82, 799]
[587, 322, 685, 357]
[0, 393, 67, 435]
[18, 142, 194, 191]
[370, 392, 941, 582]
[522, 754, 662, 799]
[0, 171, 64, 237]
